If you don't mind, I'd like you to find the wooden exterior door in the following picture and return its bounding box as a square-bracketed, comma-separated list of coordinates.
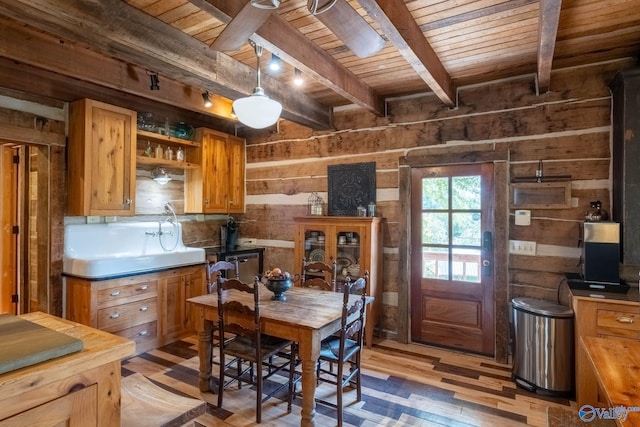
[410, 163, 495, 356]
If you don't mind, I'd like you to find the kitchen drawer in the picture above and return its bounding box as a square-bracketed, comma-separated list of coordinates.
[97, 280, 157, 307]
[98, 297, 157, 332]
[117, 320, 157, 348]
[597, 309, 640, 339]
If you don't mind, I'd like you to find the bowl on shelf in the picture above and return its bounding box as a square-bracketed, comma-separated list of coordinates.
[264, 278, 293, 301]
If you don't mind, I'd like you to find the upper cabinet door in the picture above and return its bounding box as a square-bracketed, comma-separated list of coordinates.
[68, 99, 136, 216]
[202, 130, 229, 213]
[185, 128, 245, 214]
[227, 135, 246, 213]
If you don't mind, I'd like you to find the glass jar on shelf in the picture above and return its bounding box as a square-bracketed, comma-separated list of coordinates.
[176, 147, 185, 162]
[165, 146, 174, 161]
[154, 144, 163, 159]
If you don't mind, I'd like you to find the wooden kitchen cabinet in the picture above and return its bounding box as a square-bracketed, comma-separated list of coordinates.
[67, 98, 136, 216]
[185, 128, 245, 214]
[66, 264, 205, 355]
[572, 294, 640, 407]
[293, 216, 383, 346]
[0, 312, 134, 427]
[160, 267, 205, 340]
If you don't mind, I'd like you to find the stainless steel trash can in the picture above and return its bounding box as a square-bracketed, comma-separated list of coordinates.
[512, 297, 574, 397]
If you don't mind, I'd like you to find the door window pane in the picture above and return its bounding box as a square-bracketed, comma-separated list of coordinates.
[452, 212, 481, 246]
[422, 212, 448, 245]
[422, 177, 449, 209]
[452, 248, 481, 283]
[452, 176, 481, 210]
[422, 247, 448, 280]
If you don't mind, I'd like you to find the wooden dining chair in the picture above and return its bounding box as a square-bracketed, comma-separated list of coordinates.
[216, 275, 297, 423]
[206, 258, 239, 294]
[301, 257, 337, 291]
[315, 272, 368, 426]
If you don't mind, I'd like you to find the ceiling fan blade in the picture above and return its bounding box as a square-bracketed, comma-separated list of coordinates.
[308, 0, 385, 58]
[211, 2, 275, 52]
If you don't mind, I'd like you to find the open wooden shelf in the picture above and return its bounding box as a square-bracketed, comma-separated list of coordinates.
[136, 156, 199, 169]
[137, 129, 200, 147]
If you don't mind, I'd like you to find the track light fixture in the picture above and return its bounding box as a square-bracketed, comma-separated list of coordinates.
[149, 72, 160, 90]
[269, 53, 281, 71]
[202, 91, 212, 108]
[293, 68, 304, 86]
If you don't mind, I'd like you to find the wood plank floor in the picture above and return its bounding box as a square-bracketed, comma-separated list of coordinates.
[121, 337, 577, 426]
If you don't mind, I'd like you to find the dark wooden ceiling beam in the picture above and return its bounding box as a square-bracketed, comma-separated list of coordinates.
[200, 0, 384, 115]
[358, 0, 456, 107]
[0, 0, 332, 129]
[537, 0, 563, 93]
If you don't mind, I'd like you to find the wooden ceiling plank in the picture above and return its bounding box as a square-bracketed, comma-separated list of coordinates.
[537, 0, 563, 93]
[201, 0, 384, 115]
[0, 0, 332, 129]
[359, 0, 456, 106]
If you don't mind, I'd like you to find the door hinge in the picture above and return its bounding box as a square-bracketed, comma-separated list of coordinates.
[11, 294, 18, 303]
[12, 155, 19, 164]
[11, 225, 19, 234]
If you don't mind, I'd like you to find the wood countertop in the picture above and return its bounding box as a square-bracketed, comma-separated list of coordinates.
[582, 336, 640, 426]
[0, 312, 135, 404]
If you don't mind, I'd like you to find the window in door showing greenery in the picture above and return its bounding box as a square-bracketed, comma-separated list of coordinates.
[421, 175, 482, 283]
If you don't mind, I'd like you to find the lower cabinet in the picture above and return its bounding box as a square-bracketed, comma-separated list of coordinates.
[66, 264, 205, 355]
[572, 294, 640, 406]
[2, 385, 97, 426]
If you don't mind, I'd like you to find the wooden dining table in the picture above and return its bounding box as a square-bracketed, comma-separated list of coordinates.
[188, 285, 372, 427]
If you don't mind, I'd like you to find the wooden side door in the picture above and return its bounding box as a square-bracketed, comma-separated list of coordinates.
[410, 163, 495, 356]
[0, 145, 17, 314]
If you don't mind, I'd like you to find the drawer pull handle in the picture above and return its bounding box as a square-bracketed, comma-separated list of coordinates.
[616, 316, 634, 324]
[140, 306, 149, 312]
[138, 285, 149, 291]
[110, 290, 121, 296]
[110, 312, 120, 319]
[138, 330, 148, 336]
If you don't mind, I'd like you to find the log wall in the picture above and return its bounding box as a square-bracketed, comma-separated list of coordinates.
[237, 59, 638, 353]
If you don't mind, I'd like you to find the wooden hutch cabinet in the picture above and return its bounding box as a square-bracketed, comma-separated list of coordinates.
[185, 127, 245, 214]
[67, 98, 136, 216]
[293, 216, 383, 346]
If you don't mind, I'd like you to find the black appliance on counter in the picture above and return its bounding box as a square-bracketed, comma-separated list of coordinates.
[583, 221, 620, 284]
[204, 246, 264, 283]
[566, 221, 628, 293]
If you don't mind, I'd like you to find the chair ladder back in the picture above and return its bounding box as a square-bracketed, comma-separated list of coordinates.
[216, 277, 261, 345]
[207, 259, 240, 293]
[301, 258, 338, 291]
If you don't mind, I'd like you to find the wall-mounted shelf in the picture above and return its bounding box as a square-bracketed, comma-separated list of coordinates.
[510, 181, 572, 209]
[137, 130, 200, 148]
[136, 129, 200, 170]
[136, 156, 199, 169]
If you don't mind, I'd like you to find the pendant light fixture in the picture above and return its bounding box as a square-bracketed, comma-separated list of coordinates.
[232, 42, 282, 129]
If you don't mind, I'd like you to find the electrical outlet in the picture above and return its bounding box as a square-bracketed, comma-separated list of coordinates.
[86, 216, 101, 224]
[509, 240, 537, 256]
[105, 216, 117, 223]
